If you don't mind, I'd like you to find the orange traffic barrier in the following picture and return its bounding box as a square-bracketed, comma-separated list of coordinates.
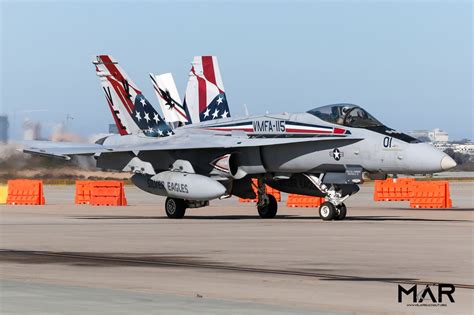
[286, 194, 324, 208]
[89, 181, 127, 206]
[266, 186, 281, 202]
[0, 185, 7, 204]
[409, 181, 452, 209]
[239, 179, 281, 202]
[75, 181, 94, 205]
[373, 178, 415, 201]
[6, 179, 45, 205]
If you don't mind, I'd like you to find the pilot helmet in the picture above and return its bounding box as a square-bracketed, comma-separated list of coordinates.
[341, 106, 352, 115]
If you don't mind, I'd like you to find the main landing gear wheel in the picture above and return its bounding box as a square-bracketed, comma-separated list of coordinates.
[335, 203, 347, 220]
[257, 194, 278, 219]
[165, 197, 187, 219]
[319, 202, 336, 221]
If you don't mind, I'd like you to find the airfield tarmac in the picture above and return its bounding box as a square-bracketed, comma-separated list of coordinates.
[0, 182, 473, 315]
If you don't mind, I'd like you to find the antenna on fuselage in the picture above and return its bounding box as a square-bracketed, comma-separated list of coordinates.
[243, 104, 249, 116]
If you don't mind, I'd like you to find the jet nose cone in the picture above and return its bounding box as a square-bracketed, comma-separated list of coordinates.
[441, 156, 457, 171]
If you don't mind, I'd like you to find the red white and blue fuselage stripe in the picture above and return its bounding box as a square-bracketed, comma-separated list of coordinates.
[202, 121, 350, 136]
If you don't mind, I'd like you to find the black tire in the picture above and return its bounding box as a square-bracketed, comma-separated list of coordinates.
[165, 197, 186, 219]
[319, 202, 336, 221]
[257, 194, 278, 218]
[334, 203, 347, 220]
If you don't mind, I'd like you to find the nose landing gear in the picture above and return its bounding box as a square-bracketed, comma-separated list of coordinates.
[304, 174, 353, 221]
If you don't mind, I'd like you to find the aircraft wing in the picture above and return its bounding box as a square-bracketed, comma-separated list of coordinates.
[22, 140, 112, 159]
[22, 135, 363, 160]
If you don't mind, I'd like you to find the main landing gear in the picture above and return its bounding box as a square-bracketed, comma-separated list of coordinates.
[303, 174, 352, 221]
[255, 178, 278, 218]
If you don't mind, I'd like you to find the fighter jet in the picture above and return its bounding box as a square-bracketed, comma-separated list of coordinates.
[22, 55, 457, 221]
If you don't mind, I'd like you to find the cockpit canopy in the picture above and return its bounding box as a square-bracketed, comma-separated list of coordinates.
[307, 103, 382, 128]
[307, 103, 420, 143]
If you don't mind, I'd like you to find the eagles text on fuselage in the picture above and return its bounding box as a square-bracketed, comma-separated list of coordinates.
[147, 179, 189, 194]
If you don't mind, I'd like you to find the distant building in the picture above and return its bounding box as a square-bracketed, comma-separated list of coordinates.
[453, 143, 474, 155]
[429, 128, 449, 142]
[407, 128, 449, 143]
[0, 115, 8, 143]
[407, 130, 431, 142]
[108, 124, 119, 134]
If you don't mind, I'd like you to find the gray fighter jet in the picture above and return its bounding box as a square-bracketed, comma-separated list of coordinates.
[23, 55, 457, 221]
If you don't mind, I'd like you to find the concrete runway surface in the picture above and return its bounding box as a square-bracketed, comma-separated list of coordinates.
[0, 182, 473, 314]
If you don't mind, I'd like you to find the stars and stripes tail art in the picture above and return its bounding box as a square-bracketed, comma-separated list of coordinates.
[183, 56, 231, 123]
[149, 73, 190, 127]
[93, 55, 174, 137]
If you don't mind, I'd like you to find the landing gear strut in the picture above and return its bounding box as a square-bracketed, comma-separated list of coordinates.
[304, 174, 352, 221]
[255, 178, 278, 218]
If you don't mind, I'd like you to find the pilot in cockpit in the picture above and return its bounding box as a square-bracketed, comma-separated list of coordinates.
[340, 106, 352, 125]
[333, 105, 352, 125]
[308, 104, 383, 128]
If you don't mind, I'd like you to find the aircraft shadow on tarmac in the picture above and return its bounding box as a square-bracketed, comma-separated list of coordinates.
[0, 250, 213, 268]
[73, 215, 469, 222]
[0, 250, 420, 285]
[343, 216, 469, 222]
[2, 250, 472, 288]
[388, 207, 474, 212]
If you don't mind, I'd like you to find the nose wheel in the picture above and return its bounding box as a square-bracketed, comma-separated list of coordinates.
[319, 202, 335, 221]
[335, 203, 347, 220]
[319, 202, 347, 221]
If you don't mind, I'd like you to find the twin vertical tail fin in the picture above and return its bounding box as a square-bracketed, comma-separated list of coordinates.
[93, 55, 173, 137]
[183, 56, 231, 123]
[149, 73, 190, 126]
[96, 55, 229, 131]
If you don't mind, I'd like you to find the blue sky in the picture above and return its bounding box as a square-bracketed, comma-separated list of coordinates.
[1, 0, 472, 140]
